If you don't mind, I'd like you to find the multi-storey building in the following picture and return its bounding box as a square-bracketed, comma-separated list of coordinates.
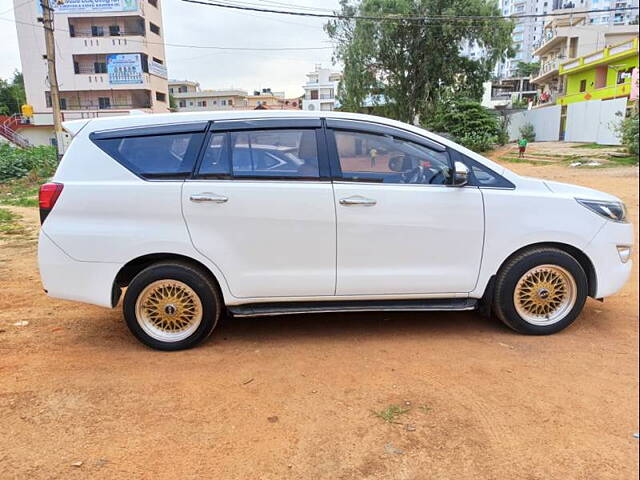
[301, 65, 341, 112]
[531, 8, 637, 106]
[557, 37, 638, 105]
[169, 82, 300, 111]
[466, 0, 638, 79]
[12, 0, 169, 145]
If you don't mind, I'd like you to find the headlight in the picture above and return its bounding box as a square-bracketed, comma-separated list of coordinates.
[576, 199, 627, 222]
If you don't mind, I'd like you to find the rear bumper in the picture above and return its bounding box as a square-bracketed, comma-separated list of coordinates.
[38, 231, 121, 308]
[585, 220, 634, 299]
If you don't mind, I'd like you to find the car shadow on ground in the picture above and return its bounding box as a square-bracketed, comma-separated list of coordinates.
[208, 310, 507, 345]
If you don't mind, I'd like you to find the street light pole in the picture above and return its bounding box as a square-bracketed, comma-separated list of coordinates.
[41, 0, 64, 158]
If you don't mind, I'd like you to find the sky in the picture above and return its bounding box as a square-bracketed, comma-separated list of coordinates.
[0, 0, 342, 97]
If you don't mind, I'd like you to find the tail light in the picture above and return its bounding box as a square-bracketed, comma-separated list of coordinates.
[39, 182, 64, 224]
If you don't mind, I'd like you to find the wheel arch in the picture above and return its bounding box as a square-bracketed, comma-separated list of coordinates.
[112, 253, 226, 307]
[493, 242, 597, 298]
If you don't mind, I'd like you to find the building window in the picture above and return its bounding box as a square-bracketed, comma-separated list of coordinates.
[310, 90, 318, 100]
[45, 92, 51, 108]
[109, 25, 120, 36]
[98, 97, 111, 109]
[152, 57, 163, 64]
[179, 86, 187, 93]
[69, 24, 75, 37]
[579, 79, 587, 92]
[91, 26, 104, 37]
[148, 0, 158, 6]
[59, 98, 67, 110]
[228, 99, 233, 106]
[156, 92, 167, 102]
[197, 100, 207, 107]
[178, 100, 186, 108]
[150, 22, 160, 35]
[221, 100, 227, 106]
[169, 87, 174, 93]
[94, 62, 107, 74]
[73, 62, 79, 74]
[617, 68, 634, 85]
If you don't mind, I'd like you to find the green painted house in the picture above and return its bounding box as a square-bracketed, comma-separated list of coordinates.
[558, 37, 638, 106]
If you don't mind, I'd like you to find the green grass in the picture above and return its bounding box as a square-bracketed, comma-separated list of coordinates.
[607, 155, 639, 166]
[373, 404, 410, 423]
[571, 143, 617, 150]
[499, 156, 548, 166]
[0, 207, 25, 236]
[0, 177, 41, 207]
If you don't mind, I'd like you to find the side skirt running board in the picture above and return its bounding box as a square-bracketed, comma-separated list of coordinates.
[228, 298, 478, 318]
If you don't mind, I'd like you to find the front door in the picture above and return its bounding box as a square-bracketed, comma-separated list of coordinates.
[182, 121, 336, 299]
[327, 124, 484, 296]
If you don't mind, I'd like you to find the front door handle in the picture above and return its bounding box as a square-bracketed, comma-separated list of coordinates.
[339, 195, 377, 206]
[190, 193, 229, 203]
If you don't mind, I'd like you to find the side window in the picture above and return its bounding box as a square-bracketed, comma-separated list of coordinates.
[458, 153, 515, 189]
[94, 132, 202, 179]
[229, 129, 319, 178]
[333, 130, 451, 185]
[199, 133, 229, 176]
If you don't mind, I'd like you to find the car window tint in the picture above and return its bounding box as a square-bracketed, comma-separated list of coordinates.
[199, 133, 230, 176]
[95, 132, 201, 178]
[230, 129, 319, 178]
[334, 130, 451, 185]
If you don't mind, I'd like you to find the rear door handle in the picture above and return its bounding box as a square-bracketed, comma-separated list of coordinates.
[339, 195, 377, 206]
[189, 193, 228, 203]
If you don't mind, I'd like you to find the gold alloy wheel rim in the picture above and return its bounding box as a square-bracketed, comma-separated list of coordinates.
[135, 280, 203, 342]
[513, 264, 577, 326]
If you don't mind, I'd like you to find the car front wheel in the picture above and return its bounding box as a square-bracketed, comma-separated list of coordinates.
[493, 248, 588, 334]
[123, 262, 221, 350]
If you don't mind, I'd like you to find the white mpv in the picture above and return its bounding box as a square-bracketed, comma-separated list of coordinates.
[38, 111, 633, 350]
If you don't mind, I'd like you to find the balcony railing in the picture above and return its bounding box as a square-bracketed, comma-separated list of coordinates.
[534, 60, 560, 79]
[70, 29, 145, 38]
[63, 103, 152, 111]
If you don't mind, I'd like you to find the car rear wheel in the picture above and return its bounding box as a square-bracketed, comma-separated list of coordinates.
[493, 248, 588, 334]
[123, 262, 221, 350]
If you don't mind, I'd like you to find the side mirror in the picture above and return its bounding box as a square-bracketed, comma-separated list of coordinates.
[453, 161, 469, 187]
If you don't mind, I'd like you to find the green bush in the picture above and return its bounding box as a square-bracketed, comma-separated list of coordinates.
[519, 122, 536, 142]
[427, 99, 499, 152]
[617, 107, 639, 158]
[457, 132, 497, 153]
[0, 145, 58, 181]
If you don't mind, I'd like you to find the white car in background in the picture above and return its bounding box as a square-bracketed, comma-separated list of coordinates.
[37, 111, 633, 350]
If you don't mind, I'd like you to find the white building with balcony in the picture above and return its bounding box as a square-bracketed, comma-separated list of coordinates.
[302, 65, 341, 112]
[12, 0, 169, 145]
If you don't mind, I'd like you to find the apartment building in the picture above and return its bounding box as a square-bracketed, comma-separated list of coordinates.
[531, 8, 637, 106]
[302, 65, 341, 112]
[467, 0, 638, 79]
[12, 0, 169, 145]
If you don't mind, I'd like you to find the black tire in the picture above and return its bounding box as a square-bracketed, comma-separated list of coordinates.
[123, 261, 222, 351]
[493, 248, 588, 335]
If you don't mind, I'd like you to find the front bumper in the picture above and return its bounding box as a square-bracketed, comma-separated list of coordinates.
[584, 220, 634, 299]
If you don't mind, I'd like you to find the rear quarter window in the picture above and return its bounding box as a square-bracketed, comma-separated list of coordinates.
[92, 130, 204, 179]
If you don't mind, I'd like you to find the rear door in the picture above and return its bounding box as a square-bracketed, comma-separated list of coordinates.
[326, 119, 485, 296]
[182, 119, 336, 299]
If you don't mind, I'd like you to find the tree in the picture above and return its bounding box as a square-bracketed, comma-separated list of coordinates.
[516, 61, 540, 77]
[428, 99, 499, 152]
[325, 0, 514, 124]
[0, 70, 26, 116]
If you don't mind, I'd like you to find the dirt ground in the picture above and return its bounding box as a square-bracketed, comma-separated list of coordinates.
[1, 146, 638, 479]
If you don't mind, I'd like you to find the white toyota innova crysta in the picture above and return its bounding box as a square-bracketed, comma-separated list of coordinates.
[37, 111, 633, 350]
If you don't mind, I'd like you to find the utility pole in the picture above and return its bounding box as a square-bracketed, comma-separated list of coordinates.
[41, 0, 64, 157]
